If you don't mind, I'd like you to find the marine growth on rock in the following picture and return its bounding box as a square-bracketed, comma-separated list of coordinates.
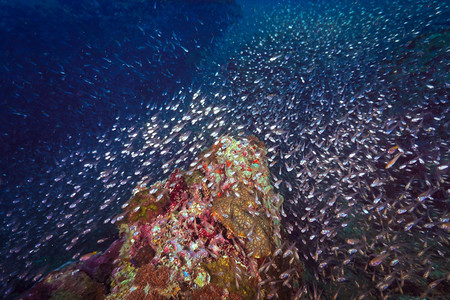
[24, 135, 303, 299]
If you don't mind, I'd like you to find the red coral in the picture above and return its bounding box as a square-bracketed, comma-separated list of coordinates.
[166, 169, 188, 205]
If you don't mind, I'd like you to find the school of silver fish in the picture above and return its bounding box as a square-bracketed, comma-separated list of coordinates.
[1, 0, 449, 299]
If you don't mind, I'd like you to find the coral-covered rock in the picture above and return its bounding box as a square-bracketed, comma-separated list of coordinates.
[134, 263, 169, 289]
[203, 256, 257, 298]
[22, 281, 54, 300]
[106, 136, 298, 299]
[80, 238, 125, 284]
[191, 283, 225, 299]
[148, 266, 170, 289]
[131, 244, 155, 268]
[25, 136, 303, 300]
[120, 187, 171, 225]
[166, 169, 188, 205]
[134, 263, 156, 287]
[125, 288, 146, 300]
[146, 290, 170, 300]
[24, 266, 105, 300]
[212, 182, 273, 258]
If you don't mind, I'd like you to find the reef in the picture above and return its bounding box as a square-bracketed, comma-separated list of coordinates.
[22, 136, 302, 299]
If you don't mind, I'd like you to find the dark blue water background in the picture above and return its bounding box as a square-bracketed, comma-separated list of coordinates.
[0, 0, 241, 297]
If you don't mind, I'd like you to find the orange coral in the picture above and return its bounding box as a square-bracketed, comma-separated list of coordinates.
[191, 284, 225, 299]
[134, 264, 170, 290]
[149, 266, 170, 289]
[145, 290, 169, 299]
[124, 288, 169, 300]
[134, 263, 156, 287]
[229, 291, 245, 300]
[125, 288, 146, 300]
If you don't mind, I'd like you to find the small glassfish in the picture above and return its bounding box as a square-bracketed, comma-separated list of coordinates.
[385, 152, 403, 169]
[370, 253, 389, 267]
[79, 251, 99, 262]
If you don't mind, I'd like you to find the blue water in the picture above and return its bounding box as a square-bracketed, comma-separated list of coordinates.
[0, 0, 241, 297]
[0, 0, 240, 168]
[1, 0, 448, 298]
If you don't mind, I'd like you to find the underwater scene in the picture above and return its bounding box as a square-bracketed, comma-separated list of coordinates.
[0, 0, 449, 299]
